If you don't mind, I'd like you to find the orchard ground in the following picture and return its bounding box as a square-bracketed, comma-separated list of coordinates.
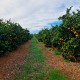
[0, 37, 80, 80]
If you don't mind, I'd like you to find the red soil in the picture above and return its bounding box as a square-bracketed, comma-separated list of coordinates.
[39, 43, 80, 80]
[0, 41, 30, 80]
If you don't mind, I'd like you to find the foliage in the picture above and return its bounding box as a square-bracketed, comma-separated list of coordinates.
[0, 19, 31, 55]
[36, 28, 52, 47]
[61, 38, 80, 61]
[36, 7, 80, 61]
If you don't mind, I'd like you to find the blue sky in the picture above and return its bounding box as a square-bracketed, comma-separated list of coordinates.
[0, 0, 80, 33]
[31, 21, 62, 34]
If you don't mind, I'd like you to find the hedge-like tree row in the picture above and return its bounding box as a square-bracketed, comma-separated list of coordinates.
[36, 7, 80, 61]
[0, 19, 32, 56]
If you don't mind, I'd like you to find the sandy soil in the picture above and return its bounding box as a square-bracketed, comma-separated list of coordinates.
[0, 41, 30, 80]
[39, 43, 80, 80]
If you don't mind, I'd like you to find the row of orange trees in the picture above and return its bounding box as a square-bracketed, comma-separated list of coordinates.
[0, 19, 32, 56]
[36, 7, 80, 61]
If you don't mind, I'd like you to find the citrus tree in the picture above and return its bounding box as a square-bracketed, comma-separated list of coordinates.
[36, 7, 80, 61]
[0, 19, 31, 55]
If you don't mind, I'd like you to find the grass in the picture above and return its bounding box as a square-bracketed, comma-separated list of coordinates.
[14, 37, 69, 80]
[54, 50, 61, 55]
[63, 59, 70, 63]
[48, 68, 69, 80]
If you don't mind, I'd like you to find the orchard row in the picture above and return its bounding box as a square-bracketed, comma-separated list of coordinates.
[0, 19, 32, 56]
[36, 7, 80, 61]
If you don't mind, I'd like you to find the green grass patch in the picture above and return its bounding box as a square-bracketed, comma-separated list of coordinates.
[14, 37, 46, 80]
[54, 50, 61, 55]
[47, 68, 69, 80]
[63, 59, 70, 63]
[14, 37, 69, 80]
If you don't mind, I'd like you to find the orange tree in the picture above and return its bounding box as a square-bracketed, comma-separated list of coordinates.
[0, 19, 31, 55]
[58, 7, 80, 61]
[36, 28, 52, 47]
[36, 7, 80, 61]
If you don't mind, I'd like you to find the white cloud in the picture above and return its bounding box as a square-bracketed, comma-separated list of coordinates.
[0, 0, 80, 33]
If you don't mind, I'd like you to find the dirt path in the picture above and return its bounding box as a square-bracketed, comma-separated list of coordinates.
[39, 43, 80, 80]
[0, 41, 30, 80]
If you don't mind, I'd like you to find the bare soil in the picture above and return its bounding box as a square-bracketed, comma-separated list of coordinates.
[0, 41, 30, 80]
[39, 43, 80, 80]
[0, 41, 80, 80]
